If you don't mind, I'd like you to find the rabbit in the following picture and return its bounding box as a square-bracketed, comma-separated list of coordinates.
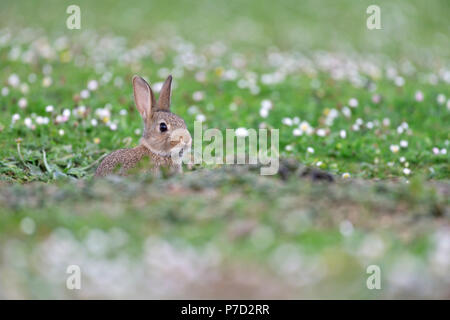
[95, 75, 192, 177]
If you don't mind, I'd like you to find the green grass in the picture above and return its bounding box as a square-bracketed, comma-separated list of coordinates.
[0, 0, 449, 299]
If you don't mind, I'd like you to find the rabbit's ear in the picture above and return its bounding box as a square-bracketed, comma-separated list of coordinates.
[133, 76, 156, 118]
[133, 76, 155, 120]
[157, 75, 172, 111]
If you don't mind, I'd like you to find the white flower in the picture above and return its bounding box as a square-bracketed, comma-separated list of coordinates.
[45, 105, 54, 113]
[340, 130, 347, 139]
[1, 87, 9, 96]
[390, 145, 400, 153]
[316, 128, 326, 137]
[415, 91, 424, 102]
[282, 117, 293, 126]
[261, 99, 273, 110]
[63, 109, 71, 117]
[20, 83, 29, 94]
[8, 74, 20, 87]
[119, 109, 128, 116]
[42, 76, 52, 87]
[87, 80, 99, 91]
[95, 108, 111, 123]
[229, 103, 237, 111]
[55, 114, 69, 124]
[80, 89, 90, 99]
[366, 121, 374, 129]
[196, 114, 206, 122]
[372, 94, 381, 104]
[259, 108, 269, 118]
[441, 149, 447, 155]
[342, 106, 351, 118]
[394, 76, 405, 87]
[437, 94, 446, 105]
[134, 128, 142, 135]
[12, 113, 20, 123]
[235, 127, 249, 137]
[400, 140, 408, 148]
[24, 117, 33, 128]
[325, 109, 338, 126]
[342, 172, 350, 179]
[285, 145, 293, 151]
[18, 97, 28, 109]
[188, 105, 199, 114]
[59, 129, 65, 136]
[382, 118, 391, 127]
[74, 105, 86, 117]
[397, 126, 404, 134]
[192, 91, 205, 101]
[349, 98, 358, 108]
[109, 123, 118, 131]
[299, 121, 314, 135]
[432, 147, 440, 155]
[195, 71, 206, 82]
[91, 119, 98, 126]
[403, 168, 411, 175]
[293, 128, 302, 136]
[36, 116, 49, 125]
[399, 156, 406, 163]
[307, 147, 314, 154]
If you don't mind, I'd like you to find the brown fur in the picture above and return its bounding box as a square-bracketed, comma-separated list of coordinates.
[95, 75, 191, 177]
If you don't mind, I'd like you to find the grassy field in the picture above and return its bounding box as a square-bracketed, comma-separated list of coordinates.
[0, 0, 449, 298]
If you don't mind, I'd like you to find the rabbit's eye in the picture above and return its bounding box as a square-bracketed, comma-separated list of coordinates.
[159, 122, 168, 132]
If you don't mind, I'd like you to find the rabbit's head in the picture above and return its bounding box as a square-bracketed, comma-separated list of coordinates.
[133, 75, 192, 160]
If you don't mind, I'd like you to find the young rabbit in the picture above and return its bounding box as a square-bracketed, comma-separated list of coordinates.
[95, 75, 192, 177]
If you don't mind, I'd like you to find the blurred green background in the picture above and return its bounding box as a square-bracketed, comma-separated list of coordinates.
[1, 0, 449, 56]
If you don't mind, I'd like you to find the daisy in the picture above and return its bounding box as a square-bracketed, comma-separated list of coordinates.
[415, 91, 424, 102]
[390, 145, 400, 153]
[195, 114, 206, 122]
[349, 98, 358, 108]
[282, 117, 293, 126]
[18, 97, 28, 109]
[87, 80, 99, 91]
[8, 74, 20, 87]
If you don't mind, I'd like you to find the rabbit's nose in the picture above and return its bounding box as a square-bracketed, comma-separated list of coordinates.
[181, 133, 192, 145]
[170, 128, 192, 146]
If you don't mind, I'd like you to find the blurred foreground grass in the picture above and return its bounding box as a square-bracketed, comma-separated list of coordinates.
[0, 167, 449, 298]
